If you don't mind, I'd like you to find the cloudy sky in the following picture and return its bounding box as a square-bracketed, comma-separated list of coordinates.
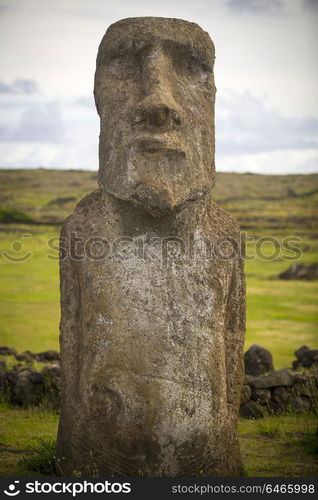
[0, 0, 317, 174]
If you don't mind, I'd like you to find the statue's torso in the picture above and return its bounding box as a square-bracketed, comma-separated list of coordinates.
[58, 190, 243, 476]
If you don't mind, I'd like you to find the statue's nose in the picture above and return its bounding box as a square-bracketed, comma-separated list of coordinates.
[133, 50, 182, 131]
[133, 96, 182, 131]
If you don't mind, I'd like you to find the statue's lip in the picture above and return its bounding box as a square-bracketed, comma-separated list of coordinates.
[130, 136, 184, 153]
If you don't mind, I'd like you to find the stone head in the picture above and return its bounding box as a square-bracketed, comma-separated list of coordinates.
[94, 17, 216, 216]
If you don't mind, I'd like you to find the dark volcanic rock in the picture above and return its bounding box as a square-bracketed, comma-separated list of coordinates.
[279, 263, 318, 280]
[272, 387, 289, 404]
[300, 350, 318, 368]
[15, 350, 35, 362]
[250, 369, 294, 389]
[10, 370, 44, 406]
[239, 401, 263, 419]
[244, 344, 274, 376]
[35, 350, 60, 362]
[288, 395, 311, 413]
[241, 385, 251, 404]
[292, 360, 302, 370]
[0, 346, 17, 356]
[268, 399, 286, 414]
[295, 345, 310, 361]
[251, 388, 271, 404]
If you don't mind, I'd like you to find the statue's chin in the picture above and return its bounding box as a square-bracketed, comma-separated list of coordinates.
[130, 184, 175, 217]
[130, 183, 208, 218]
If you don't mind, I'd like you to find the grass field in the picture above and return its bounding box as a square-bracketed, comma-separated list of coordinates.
[0, 169, 317, 477]
[0, 403, 317, 477]
[0, 169, 317, 367]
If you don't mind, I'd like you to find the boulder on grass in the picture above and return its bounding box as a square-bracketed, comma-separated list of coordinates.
[10, 369, 44, 406]
[0, 346, 17, 356]
[15, 350, 35, 362]
[244, 344, 274, 377]
[272, 387, 289, 404]
[251, 388, 271, 405]
[288, 395, 311, 413]
[35, 350, 60, 362]
[250, 368, 293, 389]
[239, 401, 263, 419]
[300, 350, 318, 368]
[295, 345, 310, 361]
[279, 263, 318, 280]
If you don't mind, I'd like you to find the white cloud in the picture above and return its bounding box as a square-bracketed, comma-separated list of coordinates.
[216, 148, 318, 174]
[0, 95, 99, 168]
[0, 78, 40, 94]
[9, 102, 64, 143]
[225, 0, 284, 14]
[0, 89, 317, 173]
[0, 0, 317, 173]
[216, 90, 318, 156]
[74, 95, 95, 108]
[303, 0, 318, 10]
[215, 90, 318, 173]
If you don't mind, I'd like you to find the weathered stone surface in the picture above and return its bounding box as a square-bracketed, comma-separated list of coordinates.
[292, 360, 302, 370]
[279, 263, 318, 280]
[241, 385, 251, 405]
[292, 383, 310, 398]
[300, 350, 318, 367]
[0, 346, 17, 356]
[250, 369, 294, 389]
[10, 369, 44, 406]
[15, 350, 34, 362]
[35, 350, 60, 362]
[57, 17, 246, 477]
[251, 388, 271, 404]
[244, 344, 274, 376]
[244, 374, 256, 385]
[288, 395, 311, 413]
[239, 401, 263, 419]
[272, 387, 289, 404]
[295, 345, 310, 361]
[42, 363, 61, 379]
[293, 373, 307, 385]
[268, 399, 286, 414]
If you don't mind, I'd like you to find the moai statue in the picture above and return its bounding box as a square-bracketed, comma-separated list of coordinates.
[57, 17, 245, 477]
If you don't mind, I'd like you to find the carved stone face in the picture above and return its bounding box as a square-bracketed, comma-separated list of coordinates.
[94, 17, 216, 216]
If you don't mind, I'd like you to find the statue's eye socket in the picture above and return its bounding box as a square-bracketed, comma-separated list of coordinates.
[175, 54, 209, 82]
[107, 54, 134, 79]
[186, 59, 201, 75]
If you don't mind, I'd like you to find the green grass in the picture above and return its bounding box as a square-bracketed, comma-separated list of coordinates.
[18, 438, 57, 475]
[0, 207, 34, 223]
[0, 225, 60, 351]
[0, 354, 48, 372]
[0, 403, 317, 477]
[0, 169, 317, 226]
[0, 225, 317, 367]
[239, 413, 318, 477]
[0, 170, 317, 366]
[0, 403, 59, 476]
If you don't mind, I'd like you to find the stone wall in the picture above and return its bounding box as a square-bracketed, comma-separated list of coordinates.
[1, 344, 317, 418]
[240, 345, 318, 418]
[0, 347, 60, 408]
